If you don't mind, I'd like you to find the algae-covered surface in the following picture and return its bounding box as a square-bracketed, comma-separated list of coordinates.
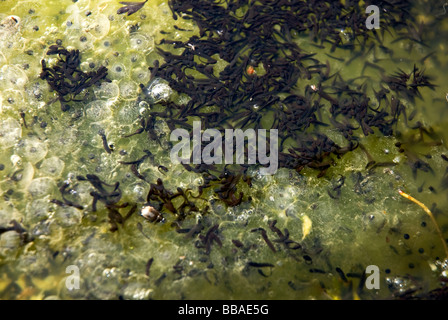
[1, 0, 448, 300]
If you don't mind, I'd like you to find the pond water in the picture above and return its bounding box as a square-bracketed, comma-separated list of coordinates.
[1, 0, 448, 300]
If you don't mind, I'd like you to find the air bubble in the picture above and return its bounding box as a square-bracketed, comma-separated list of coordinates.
[138, 101, 150, 114]
[122, 283, 153, 300]
[88, 266, 122, 299]
[142, 78, 173, 104]
[10, 154, 22, 166]
[126, 182, 147, 202]
[194, 177, 204, 186]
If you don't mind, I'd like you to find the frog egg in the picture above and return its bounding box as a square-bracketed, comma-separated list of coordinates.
[0, 16, 21, 45]
[88, 266, 122, 299]
[0, 50, 6, 65]
[26, 199, 51, 223]
[3, 89, 25, 108]
[80, 59, 97, 72]
[66, 33, 93, 51]
[39, 156, 65, 178]
[142, 77, 173, 104]
[85, 100, 112, 121]
[129, 51, 145, 65]
[0, 33, 24, 53]
[108, 63, 127, 80]
[0, 64, 28, 89]
[16, 249, 53, 278]
[16, 162, 35, 190]
[0, 118, 22, 149]
[11, 50, 40, 73]
[130, 33, 154, 53]
[0, 203, 14, 225]
[72, 0, 90, 11]
[83, 14, 110, 40]
[49, 126, 78, 157]
[28, 177, 57, 198]
[119, 79, 138, 100]
[93, 81, 119, 100]
[116, 101, 140, 124]
[0, 231, 21, 252]
[64, 4, 84, 32]
[16, 136, 48, 164]
[54, 205, 82, 227]
[100, 38, 115, 51]
[24, 82, 47, 105]
[131, 67, 150, 84]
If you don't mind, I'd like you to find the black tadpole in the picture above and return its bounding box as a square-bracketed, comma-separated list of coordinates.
[98, 130, 113, 154]
[117, 1, 148, 16]
[40, 45, 110, 105]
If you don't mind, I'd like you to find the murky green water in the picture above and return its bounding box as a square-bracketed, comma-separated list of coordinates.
[1, 0, 448, 300]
